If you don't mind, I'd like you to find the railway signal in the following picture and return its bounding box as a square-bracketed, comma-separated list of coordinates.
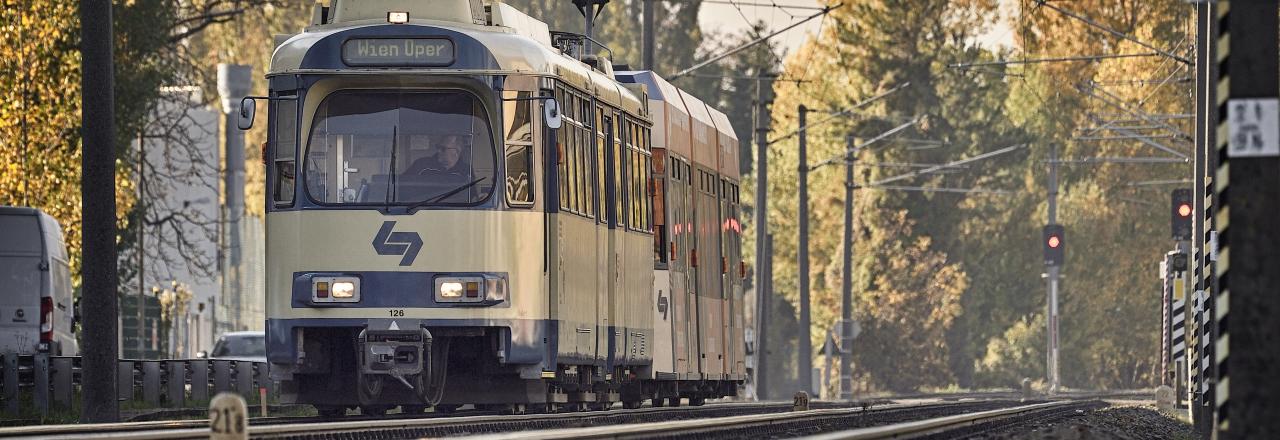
[1170, 188, 1192, 241]
[1043, 224, 1065, 267]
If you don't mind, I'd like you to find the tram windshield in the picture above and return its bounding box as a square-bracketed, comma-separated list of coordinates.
[304, 91, 496, 206]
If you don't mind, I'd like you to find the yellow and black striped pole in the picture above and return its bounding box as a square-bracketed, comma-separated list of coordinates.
[1214, 1, 1280, 438]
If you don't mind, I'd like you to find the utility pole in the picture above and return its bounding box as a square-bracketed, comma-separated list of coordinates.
[80, 0, 119, 423]
[759, 234, 774, 399]
[797, 104, 812, 395]
[1045, 144, 1060, 394]
[839, 135, 856, 401]
[137, 133, 146, 358]
[217, 64, 250, 333]
[642, 0, 654, 70]
[753, 75, 774, 400]
[1215, 1, 1280, 437]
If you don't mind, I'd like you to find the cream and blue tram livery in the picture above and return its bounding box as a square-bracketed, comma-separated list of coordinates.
[261, 0, 744, 414]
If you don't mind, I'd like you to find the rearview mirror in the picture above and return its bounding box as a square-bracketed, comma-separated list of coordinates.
[544, 98, 562, 130]
[237, 97, 257, 130]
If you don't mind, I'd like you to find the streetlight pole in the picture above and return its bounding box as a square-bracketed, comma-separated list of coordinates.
[797, 104, 812, 395]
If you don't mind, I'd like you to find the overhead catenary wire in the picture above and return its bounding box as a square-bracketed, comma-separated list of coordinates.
[1049, 156, 1189, 165]
[870, 144, 1028, 187]
[1076, 83, 1193, 143]
[861, 184, 1015, 195]
[701, 0, 826, 12]
[949, 52, 1161, 69]
[807, 117, 922, 171]
[669, 3, 840, 79]
[1126, 179, 1194, 187]
[768, 82, 911, 146]
[1032, 0, 1192, 66]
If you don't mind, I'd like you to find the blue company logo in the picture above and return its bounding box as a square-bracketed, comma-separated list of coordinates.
[372, 221, 422, 266]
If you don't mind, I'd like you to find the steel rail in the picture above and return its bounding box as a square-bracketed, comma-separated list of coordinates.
[802, 400, 1077, 440]
[0, 401, 820, 440]
[8, 390, 1108, 439]
[458, 401, 990, 440]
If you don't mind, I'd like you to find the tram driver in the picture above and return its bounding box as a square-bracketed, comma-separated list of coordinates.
[405, 134, 470, 177]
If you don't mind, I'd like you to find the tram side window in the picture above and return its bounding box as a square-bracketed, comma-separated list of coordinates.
[584, 107, 595, 219]
[556, 89, 567, 211]
[652, 147, 667, 265]
[579, 129, 588, 215]
[273, 98, 297, 205]
[568, 127, 580, 214]
[641, 127, 652, 232]
[614, 118, 627, 228]
[598, 111, 610, 223]
[503, 92, 534, 207]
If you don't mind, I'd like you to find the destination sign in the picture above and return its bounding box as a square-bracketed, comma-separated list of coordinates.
[341, 38, 455, 66]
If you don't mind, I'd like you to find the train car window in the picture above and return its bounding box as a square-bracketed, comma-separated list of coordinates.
[303, 91, 495, 206]
[597, 116, 608, 223]
[635, 124, 642, 231]
[614, 119, 627, 228]
[652, 147, 668, 265]
[503, 92, 534, 207]
[272, 98, 298, 205]
[569, 128, 580, 215]
[581, 122, 588, 218]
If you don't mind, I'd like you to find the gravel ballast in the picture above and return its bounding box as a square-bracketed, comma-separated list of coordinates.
[979, 404, 1198, 440]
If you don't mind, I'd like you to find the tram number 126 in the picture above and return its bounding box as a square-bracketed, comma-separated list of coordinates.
[389, 309, 405, 317]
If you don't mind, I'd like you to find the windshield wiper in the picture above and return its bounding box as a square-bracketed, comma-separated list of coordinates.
[385, 126, 398, 213]
[406, 177, 487, 213]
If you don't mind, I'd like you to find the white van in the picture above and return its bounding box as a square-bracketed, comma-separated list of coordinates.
[0, 207, 78, 355]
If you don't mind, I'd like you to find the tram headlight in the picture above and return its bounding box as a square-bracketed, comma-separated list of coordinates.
[331, 281, 356, 299]
[438, 282, 465, 299]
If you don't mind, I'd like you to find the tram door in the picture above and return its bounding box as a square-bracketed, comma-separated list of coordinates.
[697, 169, 725, 378]
[599, 110, 618, 370]
[668, 157, 693, 377]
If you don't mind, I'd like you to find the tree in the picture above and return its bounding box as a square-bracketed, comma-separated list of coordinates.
[754, 0, 1014, 391]
[3, 0, 289, 310]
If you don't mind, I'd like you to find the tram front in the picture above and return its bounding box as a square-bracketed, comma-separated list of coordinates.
[255, 3, 556, 414]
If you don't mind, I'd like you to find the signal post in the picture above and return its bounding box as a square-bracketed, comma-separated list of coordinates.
[1042, 144, 1062, 393]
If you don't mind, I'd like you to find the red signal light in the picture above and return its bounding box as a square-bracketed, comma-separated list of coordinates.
[1177, 203, 1192, 218]
[1048, 235, 1061, 248]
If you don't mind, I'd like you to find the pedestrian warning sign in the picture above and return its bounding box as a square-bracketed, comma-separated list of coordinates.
[1228, 98, 1280, 158]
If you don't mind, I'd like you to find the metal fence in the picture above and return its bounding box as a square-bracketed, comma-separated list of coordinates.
[0, 353, 270, 417]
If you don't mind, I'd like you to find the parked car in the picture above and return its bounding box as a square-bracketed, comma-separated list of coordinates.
[0, 207, 78, 355]
[201, 331, 265, 363]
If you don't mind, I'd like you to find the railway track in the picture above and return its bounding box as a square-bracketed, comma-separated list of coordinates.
[0, 398, 1025, 439]
[450, 400, 1056, 440]
[805, 400, 1106, 439]
[0, 391, 1130, 439]
[0, 400, 842, 439]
